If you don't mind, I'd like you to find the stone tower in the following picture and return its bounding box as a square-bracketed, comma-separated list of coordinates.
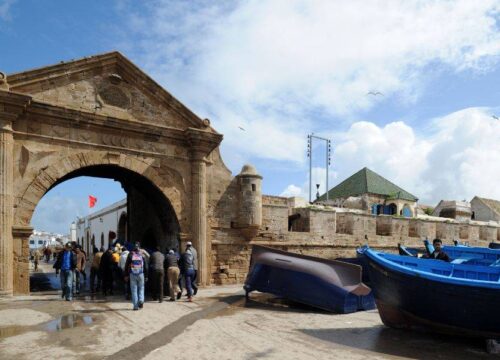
[236, 164, 263, 239]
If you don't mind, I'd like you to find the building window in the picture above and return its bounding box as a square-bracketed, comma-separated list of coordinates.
[252, 184, 256, 192]
[29, 240, 35, 245]
[38, 240, 44, 245]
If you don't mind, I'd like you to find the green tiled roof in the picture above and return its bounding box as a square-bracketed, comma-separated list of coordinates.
[318, 167, 418, 202]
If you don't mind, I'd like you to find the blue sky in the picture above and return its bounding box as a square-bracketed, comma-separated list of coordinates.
[1, 0, 500, 234]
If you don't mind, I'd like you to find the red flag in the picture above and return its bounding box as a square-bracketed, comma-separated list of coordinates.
[88, 195, 97, 208]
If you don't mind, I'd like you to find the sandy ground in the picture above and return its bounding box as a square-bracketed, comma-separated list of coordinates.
[0, 261, 498, 360]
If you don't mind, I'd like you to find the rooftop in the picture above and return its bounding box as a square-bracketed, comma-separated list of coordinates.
[319, 167, 418, 202]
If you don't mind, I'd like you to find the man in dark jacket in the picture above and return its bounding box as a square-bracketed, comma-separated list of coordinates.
[99, 247, 115, 296]
[124, 242, 149, 310]
[181, 244, 196, 302]
[149, 246, 165, 303]
[53, 243, 77, 301]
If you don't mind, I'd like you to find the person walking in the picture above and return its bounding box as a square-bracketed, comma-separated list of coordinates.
[33, 249, 41, 271]
[124, 242, 149, 310]
[90, 247, 103, 294]
[44, 247, 52, 263]
[165, 249, 181, 301]
[53, 243, 77, 301]
[119, 246, 130, 299]
[186, 242, 199, 296]
[74, 246, 86, 294]
[99, 247, 115, 296]
[149, 246, 165, 303]
[181, 244, 196, 302]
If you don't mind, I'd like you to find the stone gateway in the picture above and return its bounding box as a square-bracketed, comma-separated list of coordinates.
[1, 52, 499, 296]
[0, 52, 260, 295]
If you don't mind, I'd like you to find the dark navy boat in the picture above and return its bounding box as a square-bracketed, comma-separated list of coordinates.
[244, 245, 375, 313]
[361, 246, 500, 339]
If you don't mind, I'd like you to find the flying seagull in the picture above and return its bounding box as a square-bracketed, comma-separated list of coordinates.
[238, 126, 246, 131]
[492, 115, 499, 120]
[367, 91, 384, 96]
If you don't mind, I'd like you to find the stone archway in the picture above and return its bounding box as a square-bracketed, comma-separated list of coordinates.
[13, 154, 186, 293]
[0, 52, 223, 295]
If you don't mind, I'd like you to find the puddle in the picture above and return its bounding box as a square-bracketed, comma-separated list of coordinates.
[0, 314, 95, 340]
[44, 314, 93, 332]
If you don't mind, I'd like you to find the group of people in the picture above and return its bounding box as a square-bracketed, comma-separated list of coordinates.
[53, 243, 87, 301]
[53, 240, 199, 310]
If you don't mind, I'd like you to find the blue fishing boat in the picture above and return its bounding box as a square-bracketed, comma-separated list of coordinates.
[423, 239, 500, 266]
[361, 246, 500, 339]
[244, 245, 375, 313]
[442, 245, 500, 266]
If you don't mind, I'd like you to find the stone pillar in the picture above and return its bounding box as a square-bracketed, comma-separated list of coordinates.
[0, 117, 14, 296]
[185, 127, 223, 287]
[12, 225, 33, 294]
[191, 153, 209, 286]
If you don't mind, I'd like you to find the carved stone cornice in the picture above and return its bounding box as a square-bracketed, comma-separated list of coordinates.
[25, 100, 186, 140]
[12, 225, 33, 239]
[0, 90, 32, 123]
[184, 127, 223, 161]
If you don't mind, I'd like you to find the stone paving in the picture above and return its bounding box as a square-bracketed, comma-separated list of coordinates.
[0, 262, 497, 360]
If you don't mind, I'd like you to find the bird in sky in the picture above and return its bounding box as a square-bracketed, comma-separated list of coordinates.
[367, 91, 384, 96]
[238, 126, 246, 131]
[492, 115, 499, 120]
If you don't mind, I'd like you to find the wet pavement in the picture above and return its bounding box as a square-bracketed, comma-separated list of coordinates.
[0, 263, 498, 359]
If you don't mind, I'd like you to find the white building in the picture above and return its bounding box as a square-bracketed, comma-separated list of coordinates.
[75, 199, 127, 255]
[29, 230, 69, 250]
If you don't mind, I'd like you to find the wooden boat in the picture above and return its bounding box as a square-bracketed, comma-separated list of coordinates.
[244, 245, 375, 313]
[360, 246, 500, 339]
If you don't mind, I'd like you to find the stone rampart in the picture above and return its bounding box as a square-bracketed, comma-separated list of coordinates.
[211, 205, 500, 285]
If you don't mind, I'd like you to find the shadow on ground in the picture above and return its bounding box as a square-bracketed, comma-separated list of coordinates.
[299, 325, 496, 359]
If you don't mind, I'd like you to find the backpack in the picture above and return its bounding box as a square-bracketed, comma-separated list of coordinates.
[130, 251, 143, 275]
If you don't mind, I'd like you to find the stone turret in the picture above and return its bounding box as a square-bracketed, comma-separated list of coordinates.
[236, 164, 263, 239]
[0, 72, 9, 91]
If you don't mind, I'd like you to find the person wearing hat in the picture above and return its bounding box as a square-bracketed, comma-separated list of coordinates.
[186, 241, 198, 296]
[53, 243, 77, 301]
[165, 249, 181, 301]
[124, 242, 149, 310]
[180, 242, 197, 301]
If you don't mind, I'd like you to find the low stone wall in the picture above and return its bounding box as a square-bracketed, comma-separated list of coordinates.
[210, 206, 500, 285]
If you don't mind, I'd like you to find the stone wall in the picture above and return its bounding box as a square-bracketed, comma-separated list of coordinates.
[210, 204, 500, 285]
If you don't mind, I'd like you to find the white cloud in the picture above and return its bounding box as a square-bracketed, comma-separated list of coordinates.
[31, 196, 87, 235]
[0, 0, 16, 21]
[280, 184, 302, 197]
[122, 0, 500, 166]
[282, 107, 500, 205]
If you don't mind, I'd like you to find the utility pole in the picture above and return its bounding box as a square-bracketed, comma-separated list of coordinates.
[307, 134, 332, 203]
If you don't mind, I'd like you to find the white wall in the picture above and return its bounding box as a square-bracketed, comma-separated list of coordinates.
[75, 199, 127, 254]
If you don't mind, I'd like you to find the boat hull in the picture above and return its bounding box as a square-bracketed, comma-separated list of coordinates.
[245, 245, 375, 313]
[365, 255, 500, 338]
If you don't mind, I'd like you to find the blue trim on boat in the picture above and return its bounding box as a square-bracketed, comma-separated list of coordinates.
[363, 248, 500, 290]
